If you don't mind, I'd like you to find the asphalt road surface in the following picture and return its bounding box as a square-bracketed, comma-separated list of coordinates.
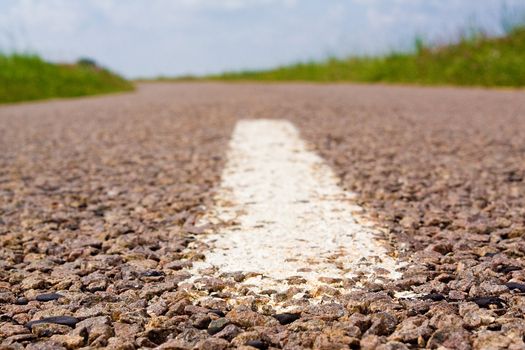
[1, 83, 525, 349]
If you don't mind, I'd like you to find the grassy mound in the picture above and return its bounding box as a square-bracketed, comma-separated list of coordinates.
[212, 27, 525, 87]
[0, 54, 133, 104]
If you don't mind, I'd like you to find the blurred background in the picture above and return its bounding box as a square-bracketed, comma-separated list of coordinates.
[1, 0, 524, 103]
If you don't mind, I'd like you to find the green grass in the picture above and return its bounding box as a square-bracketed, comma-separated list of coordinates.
[210, 27, 525, 87]
[0, 54, 133, 104]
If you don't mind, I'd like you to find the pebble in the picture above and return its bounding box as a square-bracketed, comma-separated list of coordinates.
[213, 324, 242, 341]
[496, 265, 521, 273]
[226, 306, 278, 328]
[31, 323, 71, 337]
[142, 270, 165, 277]
[246, 340, 269, 350]
[0, 292, 16, 304]
[191, 313, 211, 329]
[207, 318, 230, 335]
[469, 296, 506, 309]
[164, 260, 192, 270]
[26, 316, 79, 330]
[366, 312, 398, 336]
[505, 282, 525, 293]
[35, 293, 63, 302]
[422, 293, 446, 302]
[15, 297, 29, 305]
[273, 313, 300, 325]
[208, 309, 225, 317]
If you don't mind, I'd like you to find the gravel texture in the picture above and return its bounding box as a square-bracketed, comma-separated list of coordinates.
[1, 82, 525, 349]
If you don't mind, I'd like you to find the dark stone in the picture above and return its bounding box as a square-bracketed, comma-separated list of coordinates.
[15, 297, 29, 305]
[422, 293, 446, 301]
[142, 270, 165, 277]
[146, 329, 171, 345]
[246, 340, 269, 350]
[25, 316, 79, 329]
[36, 293, 63, 302]
[191, 313, 211, 329]
[506, 171, 523, 182]
[273, 313, 300, 325]
[213, 324, 242, 341]
[209, 309, 225, 317]
[0, 314, 13, 322]
[468, 296, 506, 308]
[495, 265, 521, 273]
[505, 282, 525, 293]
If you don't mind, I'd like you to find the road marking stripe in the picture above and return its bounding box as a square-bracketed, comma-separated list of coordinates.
[191, 119, 402, 298]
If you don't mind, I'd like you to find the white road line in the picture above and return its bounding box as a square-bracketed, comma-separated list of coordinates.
[192, 119, 401, 293]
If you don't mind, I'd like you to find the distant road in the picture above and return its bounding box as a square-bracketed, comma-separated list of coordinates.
[1, 83, 524, 349]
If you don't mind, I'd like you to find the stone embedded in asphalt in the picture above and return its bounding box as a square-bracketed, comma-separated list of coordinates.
[194, 277, 226, 292]
[142, 270, 165, 277]
[3, 333, 37, 344]
[365, 312, 398, 336]
[207, 318, 230, 335]
[469, 296, 506, 309]
[191, 313, 212, 330]
[164, 260, 193, 270]
[303, 303, 346, 321]
[212, 324, 242, 341]
[31, 323, 71, 337]
[246, 339, 269, 350]
[496, 265, 521, 273]
[49, 334, 85, 349]
[25, 316, 79, 330]
[388, 315, 433, 344]
[15, 297, 29, 305]
[197, 337, 229, 350]
[273, 313, 300, 325]
[208, 309, 225, 317]
[427, 327, 471, 350]
[74, 316, 114, 345]
[0, 324, 31, 337]
[422, 293, 446, 301]
[505, 282, 525, 293]
[0, 292, 16, 304]
[35, 293, 64, 302]
[226, 305, 278, 328]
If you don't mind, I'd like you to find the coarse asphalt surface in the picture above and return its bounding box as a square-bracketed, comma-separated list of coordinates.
[1, 82, 525, 349]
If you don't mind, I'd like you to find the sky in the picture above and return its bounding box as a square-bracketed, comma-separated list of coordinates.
[0, 0, 523, 78]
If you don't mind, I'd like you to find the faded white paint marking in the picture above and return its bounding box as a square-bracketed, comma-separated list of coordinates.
[192, 119, 401, 293]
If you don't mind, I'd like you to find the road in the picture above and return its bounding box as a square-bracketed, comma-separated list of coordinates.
[1, 83, 524, 349]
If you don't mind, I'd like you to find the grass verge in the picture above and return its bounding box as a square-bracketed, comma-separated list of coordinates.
[0, 54, 133, 104]
[210, 27, 525, 87]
